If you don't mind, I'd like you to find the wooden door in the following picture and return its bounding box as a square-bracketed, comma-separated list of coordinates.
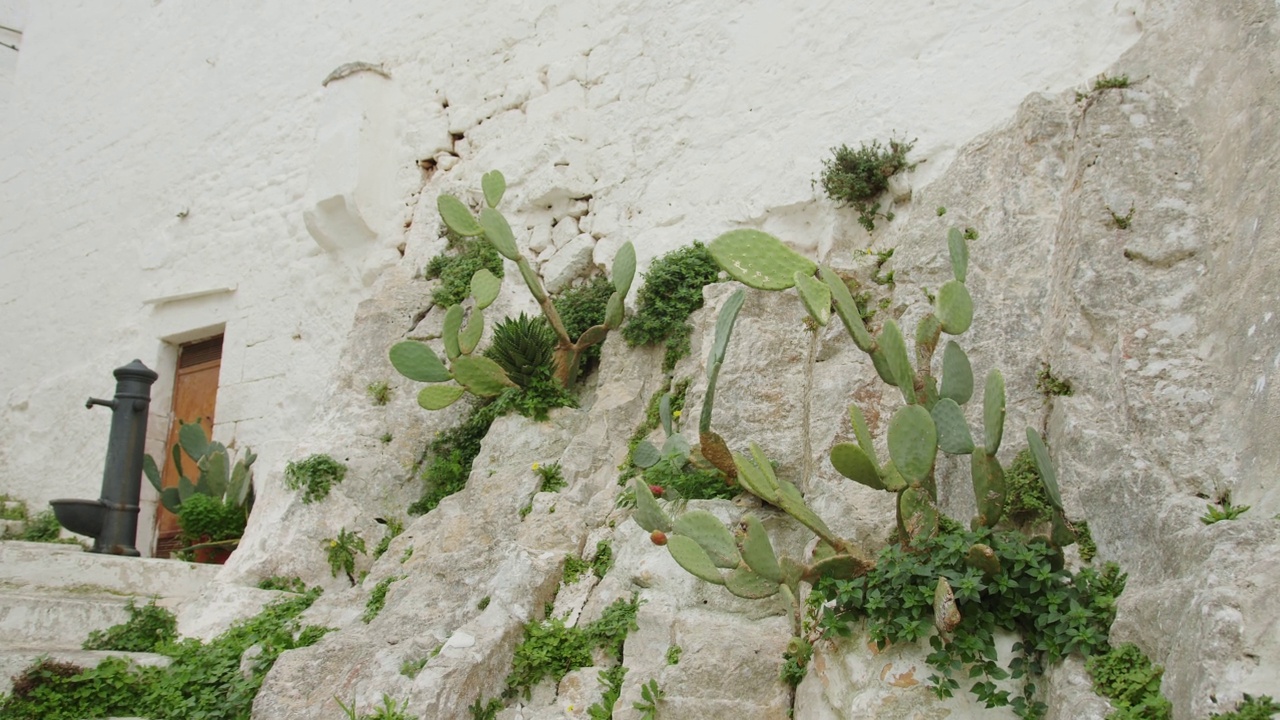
[154, 336, 222, 557]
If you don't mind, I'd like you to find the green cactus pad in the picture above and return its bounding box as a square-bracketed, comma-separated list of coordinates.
[612, 241, 636, 299]
[887, 405, 938, 484]
[667, 535, 725, 585]
[748, 443, 781, 494]
[389, 341, 452, 383]
[724, 568, 779, 598]
[516, 258, 547, 302]
[965, 543, 1001, 578]
[709, 229, 816, 291]
[878, 320, 915, 401]
[179, 422, 210, 460]
[178, 475, 196, 502]
[940, 341, 973, 404]
[898, 487, 939, 543]
[674, 510, 740, 569]
[159, 487, 181, 514]
[661, 433, 691, 460]
[807, 554, 872, 582]
[970, 450, 1006, 528]
[199, 452, 228, 497]
[478, 207, 520, 261]
[983, 369, 1006, 455]
[576, 325, 608, 348]
[711, 289, 746, 366]
[733, 451, 778, 504]
[481, 170, 505, 209]
[848, 405, 880, 471]
[879, 461, 909, 492]
[739, 515, 782, 583]
[471, 269, 501, 310]
[437, 195, 483, 237]
[632, 440, 661, 469]
[459, 309, 484, 355]
[1026, 429, 1064, 510]
[699, 430, 737, 479]
[936, 280, 973, 335]
[1050, 510, 1074, 547]
[418, 383, 465, 410]
[947, 227, 968, 283]
[633, 481, 672, 533]
[777, 481, 837, 543]
[143, 455, 162, 493]
[451, 356, 516, 397]
[820, 265, 875, 352]
[779, 557, 805, 590]
[830, 443, 885, 490]
[442, 305, 463, 360]
[604, 291, 624, 329]
[931, 398, 975, 455]
[794, 270, 831, 326]
[229, 464, 251, 506]
[933, 577, 961, 632]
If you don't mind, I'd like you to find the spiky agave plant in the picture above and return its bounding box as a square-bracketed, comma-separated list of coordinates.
[484, 313, 556, 389]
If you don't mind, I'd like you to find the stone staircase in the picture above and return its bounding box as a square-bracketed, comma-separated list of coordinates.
[0, 540, 221, 698]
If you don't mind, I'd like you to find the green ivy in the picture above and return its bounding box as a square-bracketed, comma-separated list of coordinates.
[621, 241, 722, 372]
[505, 595, 640, 698]
[284, 454, 347, 504]
[82, 599, 177, 653]
[814, 525, 1126, 717]
[0, 589, 329, 720]
[1086, 643, 1172, 719]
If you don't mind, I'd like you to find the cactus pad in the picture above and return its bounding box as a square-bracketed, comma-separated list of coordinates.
[965, 543, 1001, 578]
[970, 450, 1006, 528]
[830, 443, 885, 490]
[667, 535, 725, 585]
[711, 289, 746, 366]
[777, 481, 837, 544]
[442, 305, 463, 360]
[848, 405, 880, 471]
[632, 440, 661, 469]
[478, 207, 520, 261]
[709, 229, 816, 290]
[933, 577, 961, 633]
[1026, 429, 1064, 510]
[898, 487, 939, 543]
[940, 341, 973, 404]
[807, 554, 872, 582]
[604, 291, 625, 329]
[633, 481, 672, 533]
[724, 568, 779, 598]
[739, 514, 782, 583]
[612, 241, 636, 299]
[482, 170, 505, 209]
[450, 356, 516, 397]
[418, 384, 465, 410]
[820, 265, 875, 352]
[877, 319, 915, 400]
[389, 341, 452, 383]
[471, 269, 501, 310]
[699, 430, 737, 479]
[879, 461, 909, 493]
[887, 405, 938, 484]
[733, 451, 779, 504]
[947, 227, 969, 283]
[931, 398, 975, 455]
[437, 195, 483, 237]
[983, 369, 1006, 455]
[936, 280, 973, 335]
[674, 510, 741, 569]
[794, 271, 831, 326]
[459, 309, 484, 355]
[517, 258, 547, 302]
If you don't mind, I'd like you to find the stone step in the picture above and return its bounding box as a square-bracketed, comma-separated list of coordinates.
[0, 540, 220, 599]
[0, 591, 149, 647]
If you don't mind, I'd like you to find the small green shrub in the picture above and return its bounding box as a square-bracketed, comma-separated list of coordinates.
[665, 645, 682, 665]
[1108, 206, 1135, 230]
[632, 679, 664, 720]
[1036, 363, 1074, 397]
[425, 229, 504, 308]
[7, 509, 66, 543]
[324, 528, 366, 585]
[400, 656, 428, 679]
[820, 138, 917, 231]
[622, 241, 722, 371]
[1086, 643, 1171, 720]
[257, 576, 308, 593]
[591, 540, 614, 579]
[587, 665, 628, 720]
[372, 517, 405, 560]
[1211, 695, 1280, 720]
[337, 693, 411, 720]
[366, 381, 391, 406]
[1076, 521, 1098, 563]
[477, 596, 490, 610]
[1094, 74, 1131, 91]
[780, 637, 812, 688]
[0, 495, 27, 521]
[284, 454, 347, 504]
[362, 575, 403, 623]
[1202, 496, 1251, 525]
[563, 555, 591, 585]
[1003, 448, 1056, 527]
[469, 697, 504, 720]
[409, 400, 500, 516]
[534, 462, 566, 493]
[176, 493, 246, 543]
[505, 595, 640, 698]
[82, 599, 177, 653]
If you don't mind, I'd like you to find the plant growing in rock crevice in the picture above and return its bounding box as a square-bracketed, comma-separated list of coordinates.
[622, 240, 723, 372]
[632, 227, 1092, 711]
[820, 138, 917, 231]
[390, 171, 635, 404]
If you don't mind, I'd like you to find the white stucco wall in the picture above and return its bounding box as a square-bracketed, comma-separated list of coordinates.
[0, 0, 1142, 550]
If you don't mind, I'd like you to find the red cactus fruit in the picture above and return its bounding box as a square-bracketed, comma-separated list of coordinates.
[650, 530, 668, 546]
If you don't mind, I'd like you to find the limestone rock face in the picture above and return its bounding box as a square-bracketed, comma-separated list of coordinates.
[211, 2, 1280, 719]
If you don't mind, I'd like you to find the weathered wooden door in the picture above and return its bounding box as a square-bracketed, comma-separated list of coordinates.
[154, 335, 222, 557]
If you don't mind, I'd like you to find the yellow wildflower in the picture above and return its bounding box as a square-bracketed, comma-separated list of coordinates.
[532, 462, 541, 471]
